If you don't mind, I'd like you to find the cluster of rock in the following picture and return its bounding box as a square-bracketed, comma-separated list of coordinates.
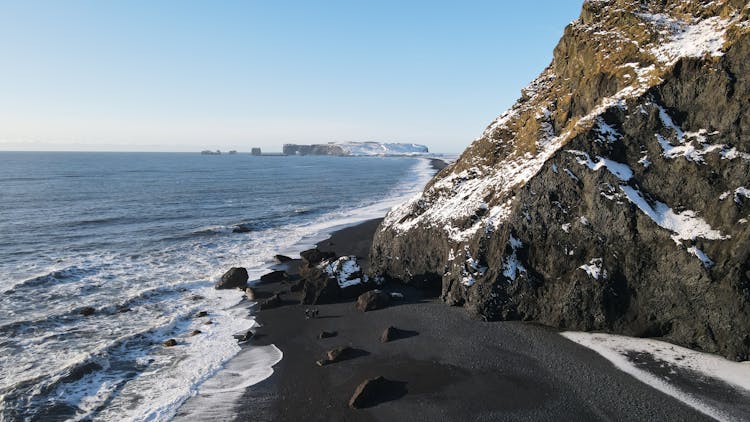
[316, 326, 412, 409]
[298, 249, 374, 305]
[213, 247, 394, 313]
[370, 0, 750, 360]
[212, 245, 414, 409]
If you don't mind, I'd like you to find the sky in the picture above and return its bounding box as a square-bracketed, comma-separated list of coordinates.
[0, 1, 583, 153]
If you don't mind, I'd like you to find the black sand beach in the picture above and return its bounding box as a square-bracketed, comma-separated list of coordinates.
[231, 219, 711, 422]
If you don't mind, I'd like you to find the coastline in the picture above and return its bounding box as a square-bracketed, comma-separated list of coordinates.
[222, 219, 709, 421]
[173, 156, 750, 420]
[173, 157, 444, 420]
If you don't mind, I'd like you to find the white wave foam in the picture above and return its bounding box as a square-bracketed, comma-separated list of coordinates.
[87, 289, 257, 421]
[174, 344, 283, 421]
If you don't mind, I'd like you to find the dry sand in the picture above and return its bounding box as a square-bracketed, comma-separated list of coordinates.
[232, 220, 710, 421]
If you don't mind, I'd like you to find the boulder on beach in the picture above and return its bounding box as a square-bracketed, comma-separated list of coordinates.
[215, 267, 248, 290]
[380, 326, 399, 343]
[316, 346, 353, 366]
[301, 274, 340, 305]
[245, 287, 256, 300]
[348, 376, 404, 409]
[319, 330, 337, 339]
[163, 339, 178, 347]
[300, 248, 336, 266]
[260, 270, 288, 283]
[260, 293, 282, 310]
[355, 290, 390, 312]
[234, 330, 254, 342]
[321, 255, 372, 299]
[274, 254, 293, 263]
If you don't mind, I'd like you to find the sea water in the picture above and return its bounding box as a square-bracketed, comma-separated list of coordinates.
[0, 152, 434, 421]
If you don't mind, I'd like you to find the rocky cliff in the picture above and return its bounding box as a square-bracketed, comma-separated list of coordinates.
[369, 0, 750, 360]
[283, 142, 428, 156]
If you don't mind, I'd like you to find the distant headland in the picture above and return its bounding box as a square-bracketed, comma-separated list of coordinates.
[202, 142, 429, 157]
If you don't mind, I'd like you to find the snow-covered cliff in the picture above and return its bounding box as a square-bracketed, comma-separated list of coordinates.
[370, 0, 750, 360]
[282, 142, 428, 156]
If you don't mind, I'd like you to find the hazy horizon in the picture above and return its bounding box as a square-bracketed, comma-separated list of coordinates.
[0, 1, 582, 153]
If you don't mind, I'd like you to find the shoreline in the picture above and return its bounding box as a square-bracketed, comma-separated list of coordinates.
[174, 157, 445, 420]
[175, 155, 748, 420]
[218, 219, 710, 421]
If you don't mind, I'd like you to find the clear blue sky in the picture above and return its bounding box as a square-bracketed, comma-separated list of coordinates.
[0, 1, 583, 153]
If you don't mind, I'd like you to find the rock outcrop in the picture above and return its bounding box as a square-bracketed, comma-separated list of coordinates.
[298, 249, 374, 304]
[348, 376, 405, 409]
[215, 267, 248, 290]
[370, 0, 750, 360]
[259, 270, 288, 283]
[355, 290, 390, 312]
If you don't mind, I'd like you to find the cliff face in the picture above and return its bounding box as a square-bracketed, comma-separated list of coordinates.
[370, 0, 750, 360]
[283, 143, 347, 156]
[282, 142, 428, 156]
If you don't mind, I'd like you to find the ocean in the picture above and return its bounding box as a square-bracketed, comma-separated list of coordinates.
[0, 152, 434, 421]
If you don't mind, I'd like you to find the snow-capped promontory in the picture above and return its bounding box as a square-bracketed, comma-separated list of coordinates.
[282, 142, 428, 156]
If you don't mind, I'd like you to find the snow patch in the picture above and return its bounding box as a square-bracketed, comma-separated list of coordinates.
[567, 150, 634, 181]
[561, 332, 750, 422]
[620, 186, 728, 243]
[637, 13, 731, 66]
[502, 235, 526, 282]
[323, 256, 366, 288]
[579, 258, 606, 280]
[687, 246, 714, 268]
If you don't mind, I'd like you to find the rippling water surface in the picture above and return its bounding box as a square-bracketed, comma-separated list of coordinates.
[0, 152, 433, 421]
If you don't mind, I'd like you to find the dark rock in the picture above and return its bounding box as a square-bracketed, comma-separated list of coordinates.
[355, 290, 390, 312]
[190, 330, 202, 336]
[163, 339, 177, 347]
[260, 270, 288, 283]
[348, 376, 406, 409]
[274, 254, 293, 263]
[290, 279, 305, 292]
[368, 2, 750, 361]
[316, 346, 355, 366]
[260, 293, 282, 310]
[232, 224, 252, 233]
[301, 272, 340, 305]
[194, 311, 208, 318]
[234, 330, 254, 342]
[80, 307, 95, 316]
[245, 287, 256, 300]
[215, 267, 248, 290]
[300, 248, 336, 266]
[319, 330, 337, 339]
[380, 326, 399, 343]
